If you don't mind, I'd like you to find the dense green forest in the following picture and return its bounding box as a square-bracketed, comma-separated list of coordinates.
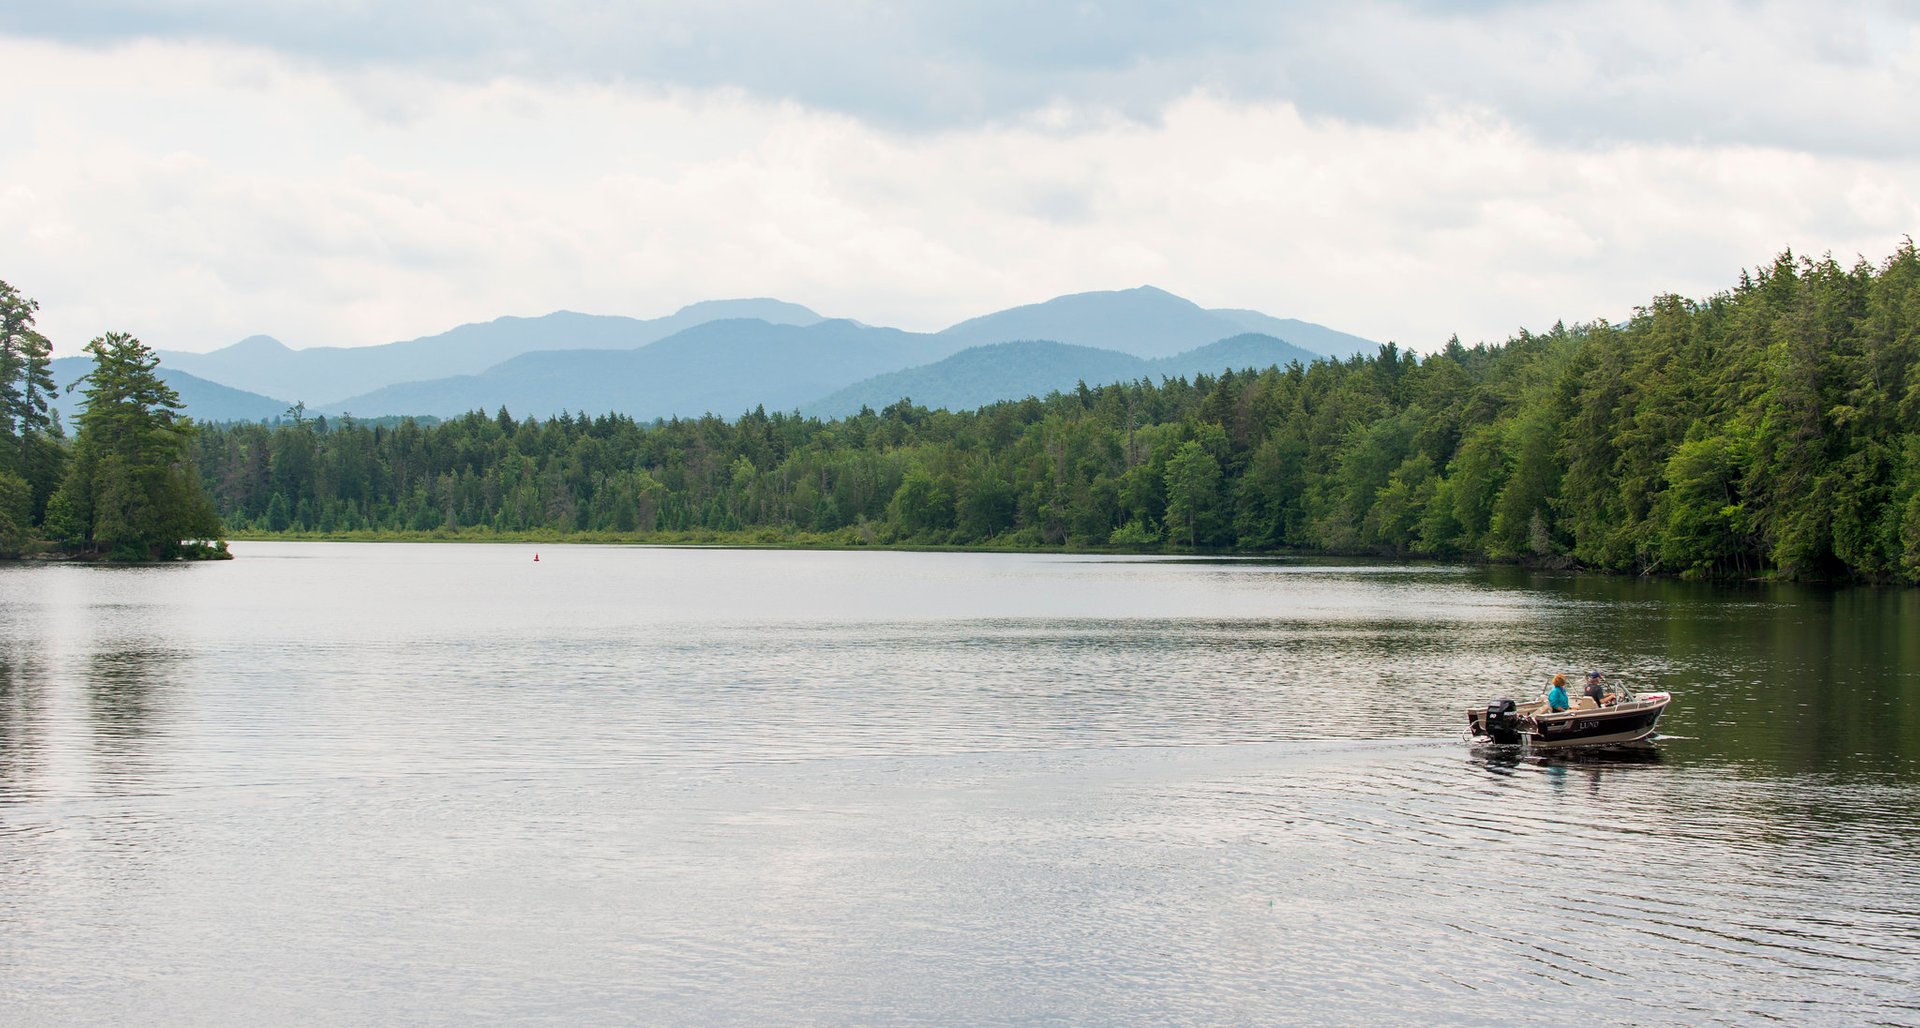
[2, 281, 224, 561]
[5, 248, 1916, 578]
[183, 245, 1920, 582]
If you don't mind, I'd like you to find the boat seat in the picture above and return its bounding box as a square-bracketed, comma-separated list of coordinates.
[1573, 696, 1599, 711]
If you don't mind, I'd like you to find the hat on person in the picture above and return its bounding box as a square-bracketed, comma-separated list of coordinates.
[1586, 670, 1600, 679]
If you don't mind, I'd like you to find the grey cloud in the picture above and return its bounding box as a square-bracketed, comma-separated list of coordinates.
[6, 1, 1918, 154]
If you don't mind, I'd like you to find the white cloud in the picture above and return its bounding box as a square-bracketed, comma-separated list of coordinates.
[7, 1, 1917, 153]
[1, 36, 1914, 359]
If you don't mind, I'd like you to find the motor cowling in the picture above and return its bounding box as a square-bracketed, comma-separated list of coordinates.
[1484, 697, 1524, 745]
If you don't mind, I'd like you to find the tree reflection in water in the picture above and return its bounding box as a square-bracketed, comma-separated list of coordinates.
[83, 646, 181, 794]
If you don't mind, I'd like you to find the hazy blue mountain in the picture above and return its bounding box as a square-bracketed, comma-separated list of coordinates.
[1170, 332, 1322, 373]
[158, 299, 823, 406]
[48, 356, 292, 427]
[805, 333, 1321, 417]
[1208, 308, 1380, 358]
[144, 287, 1373, 423]
[937, 286, 1232, 358]
[935, 286, 1379, 360]
[806, 341, 1143, 417]
[325, 318, 961, 420]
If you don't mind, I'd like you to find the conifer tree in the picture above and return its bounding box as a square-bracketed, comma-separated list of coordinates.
[0, 279, 64, 543]
[45, 331, 224, 560]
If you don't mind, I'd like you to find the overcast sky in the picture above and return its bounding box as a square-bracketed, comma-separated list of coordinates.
[4, 1, 1916, 355]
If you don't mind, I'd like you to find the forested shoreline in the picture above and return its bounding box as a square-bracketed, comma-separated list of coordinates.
[185, 245, 1920, 583]
[6, 248, 1916, 576]
[2, 277, 225, 561]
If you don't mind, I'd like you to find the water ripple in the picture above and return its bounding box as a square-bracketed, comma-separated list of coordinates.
[0, 544, 1915, 1023]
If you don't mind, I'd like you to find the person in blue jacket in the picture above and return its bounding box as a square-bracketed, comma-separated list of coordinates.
[1545, 673, 1571, 712]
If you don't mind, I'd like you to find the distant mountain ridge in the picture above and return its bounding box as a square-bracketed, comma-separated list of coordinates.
[158, 299, 824, 406]
[936, 285, 1375, 360]
[1206, 308, 1378, 359]
[805, 333, 1324, 418]
[326, 318, 962, 421]
[119, 286, 1378, 423]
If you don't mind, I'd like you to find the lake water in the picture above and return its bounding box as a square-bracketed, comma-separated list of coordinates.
[2, 542, 1916, 1023]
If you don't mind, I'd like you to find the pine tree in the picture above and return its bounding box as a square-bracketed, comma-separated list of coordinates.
[0, 280, 60, 459]
[45, 332, 225, 560]
[0, 280, 66, 538]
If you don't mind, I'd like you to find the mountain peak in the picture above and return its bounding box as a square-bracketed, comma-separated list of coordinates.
[671, 298, 823, 325]
[1120, 284, 1189, 301]
[1030, 284, 1200, 309]
[938, 285, 1229, 358]
[222, 334, 290, 354]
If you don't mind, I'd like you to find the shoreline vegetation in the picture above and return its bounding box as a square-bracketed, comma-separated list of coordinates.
[182, 529, 1800, 583]
[0, 304, 227, 561]
[192, 245, 1920, 584]
[215, 526, 1183, 555]
[9, 244, 1920, 579]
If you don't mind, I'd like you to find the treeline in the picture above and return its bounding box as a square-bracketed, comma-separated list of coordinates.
[192, 244, 1920, 582]
[2, 280, 224, 560]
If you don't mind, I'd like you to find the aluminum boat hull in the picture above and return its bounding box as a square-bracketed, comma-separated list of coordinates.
[1468, 692, 1672, 750]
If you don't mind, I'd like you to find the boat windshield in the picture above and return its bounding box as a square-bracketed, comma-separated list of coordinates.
[1580, 677, 1638, 706]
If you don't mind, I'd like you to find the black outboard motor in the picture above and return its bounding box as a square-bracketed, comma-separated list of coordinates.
[1483, 698, 1524, 745]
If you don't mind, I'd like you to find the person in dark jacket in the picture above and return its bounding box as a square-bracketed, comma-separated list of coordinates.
[1584, 671, 1608, 707]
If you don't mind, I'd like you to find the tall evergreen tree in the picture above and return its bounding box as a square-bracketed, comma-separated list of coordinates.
[45, 331, 224, 560]
[0, 282, 57, 435]
[0, 279, 65, 545]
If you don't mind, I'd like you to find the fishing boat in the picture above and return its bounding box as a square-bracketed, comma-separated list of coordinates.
[1467, 685, 1672, 750]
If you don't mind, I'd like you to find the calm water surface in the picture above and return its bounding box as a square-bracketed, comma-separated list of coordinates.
[2, 543, 1917, 1023]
